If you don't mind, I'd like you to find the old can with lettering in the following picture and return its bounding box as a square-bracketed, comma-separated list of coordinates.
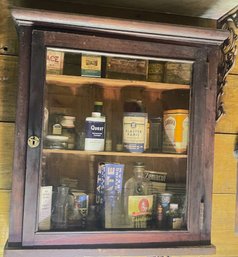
[162, 109, 189, 154]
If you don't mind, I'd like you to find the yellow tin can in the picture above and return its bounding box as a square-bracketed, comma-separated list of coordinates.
[162, 109, 189, 154]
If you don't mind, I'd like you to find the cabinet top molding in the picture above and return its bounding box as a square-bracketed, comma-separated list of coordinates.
[11, 7, 228, 46]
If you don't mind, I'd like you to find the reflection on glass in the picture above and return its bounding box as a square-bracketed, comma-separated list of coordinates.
[38, 48, 192, 232]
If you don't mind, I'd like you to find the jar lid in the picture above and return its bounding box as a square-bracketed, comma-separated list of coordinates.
[61, 116, 76, 120]
[46, 135, 69, 142]
[164, 109, 188, 114]
[61, 116, 76, 127]
[133, 162, 145, 167]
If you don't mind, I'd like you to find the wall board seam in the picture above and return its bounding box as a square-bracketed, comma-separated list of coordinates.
[215, 132, 238, 136]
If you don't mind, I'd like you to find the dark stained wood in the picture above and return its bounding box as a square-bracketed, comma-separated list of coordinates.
[6, 7, 229, 256]
[201, 48, 220, 241]
[185, 48, 216, 238]
[11, 8, 228, 46]
[4, 244, 216, 257]
[22, 30, 46, 245]
[8, 25, 32, 244]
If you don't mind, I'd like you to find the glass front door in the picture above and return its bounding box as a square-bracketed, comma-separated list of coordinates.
[37, 48, 192, 232]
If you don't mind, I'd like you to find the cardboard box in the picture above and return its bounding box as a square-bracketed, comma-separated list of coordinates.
[81, 54, 101, 77]
[38, 186, 53, 230]
[46, 50, 64, 74]
[96, 162, 124, 228]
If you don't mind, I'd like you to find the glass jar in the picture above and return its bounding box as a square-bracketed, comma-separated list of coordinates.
[61, 116, 76, 149]
[45, 135, 68, 149]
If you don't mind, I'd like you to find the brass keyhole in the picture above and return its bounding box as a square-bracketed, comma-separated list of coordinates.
[28, 136, 40, 148]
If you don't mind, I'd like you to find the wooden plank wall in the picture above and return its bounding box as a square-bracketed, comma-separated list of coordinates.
[0, 1, 237, 257]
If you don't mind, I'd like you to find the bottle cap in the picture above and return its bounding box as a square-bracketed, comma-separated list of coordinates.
[61, 116, 76, 128]
[134, 162, 145, 167]
[94, 101, 103, 106]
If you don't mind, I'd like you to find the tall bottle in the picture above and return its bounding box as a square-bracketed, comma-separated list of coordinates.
[51, 185, 69, 230]
[123, 162, 153, 228]
[84, 101, 106, 151]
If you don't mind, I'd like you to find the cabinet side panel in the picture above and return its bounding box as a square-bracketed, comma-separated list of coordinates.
[201, 48, 219, 241]
[186, 48, 218, 242]
[8, 25, 32, 244]
[22, 30, 45, 246]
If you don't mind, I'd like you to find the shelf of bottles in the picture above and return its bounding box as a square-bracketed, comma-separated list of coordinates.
[38, 48, 192, 233]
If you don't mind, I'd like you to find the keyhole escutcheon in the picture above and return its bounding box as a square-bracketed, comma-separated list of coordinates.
[28, 136, 40, 148]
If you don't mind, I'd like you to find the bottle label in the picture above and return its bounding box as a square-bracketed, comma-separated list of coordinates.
[81, 55, 101, 77]
[162, 112, 189, 153]
[46, 50, 64, 75]
[85, 120, 105, 151]
[85, 121, 105, 139]
[123, 112, 147, 153]
[128, 195, 153, 216]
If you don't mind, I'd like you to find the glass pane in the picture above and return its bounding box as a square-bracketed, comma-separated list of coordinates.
[37, 48, 192, 232]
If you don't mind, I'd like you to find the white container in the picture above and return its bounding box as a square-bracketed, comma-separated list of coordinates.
[84, 112, 106, 151]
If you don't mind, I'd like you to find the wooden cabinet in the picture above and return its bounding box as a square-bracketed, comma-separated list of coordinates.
[5, 7, 229, 257]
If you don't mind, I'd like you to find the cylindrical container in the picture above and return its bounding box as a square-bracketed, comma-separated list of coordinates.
[45, 135, 68, 149]
[61, 116, 76, 149]
[84, 112, 106, 151]
[162, 109, 189, 154]
[51, 185, 69, 230]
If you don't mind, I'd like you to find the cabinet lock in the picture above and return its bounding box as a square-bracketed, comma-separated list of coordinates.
[28, 136, 40, 148]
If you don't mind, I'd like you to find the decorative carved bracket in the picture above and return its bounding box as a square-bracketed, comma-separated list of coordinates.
[216, 10, 238, 121]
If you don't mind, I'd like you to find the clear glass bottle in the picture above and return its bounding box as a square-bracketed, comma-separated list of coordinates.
[123, 162, 152, 228]
[124, 162, 149, 196]
[51, 185, 69, 230]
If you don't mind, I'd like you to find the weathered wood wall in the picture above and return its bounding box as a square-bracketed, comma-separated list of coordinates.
[0, 0, 237, 256]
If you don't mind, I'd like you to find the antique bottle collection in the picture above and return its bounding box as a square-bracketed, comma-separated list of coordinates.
[39, 50, 191, 232]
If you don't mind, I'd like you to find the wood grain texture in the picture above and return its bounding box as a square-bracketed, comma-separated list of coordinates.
[211, 194, 238, 256]
[175, 194, 238, 257]
[0, 123, 14, 190]
[215, 75, 238, 134]
[0, 55, 18, 122]
[213, 133, 237, 194]
[47, 74, 190, 90]
[11, 8, 228, 46]
[0, 190, 11, 257]
[0, 0, 18, 55]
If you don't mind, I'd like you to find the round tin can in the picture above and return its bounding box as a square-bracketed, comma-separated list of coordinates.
[162, 109, 189, 154]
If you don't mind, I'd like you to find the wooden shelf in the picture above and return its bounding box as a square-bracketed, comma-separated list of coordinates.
[43, 148, 187, 158]
[46, 74, 190, 90]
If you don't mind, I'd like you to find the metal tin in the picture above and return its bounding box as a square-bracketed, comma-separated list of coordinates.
[162, 109, 189, 154]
